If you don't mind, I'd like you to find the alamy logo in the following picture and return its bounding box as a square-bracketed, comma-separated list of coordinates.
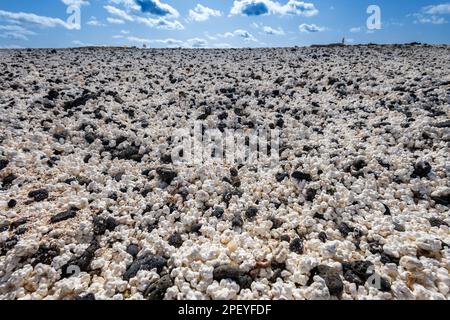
[170, 122, 280, 170]
[64, 0, 85, 30]
[67, 5, 81, 30]
[367, 5, 382, 30]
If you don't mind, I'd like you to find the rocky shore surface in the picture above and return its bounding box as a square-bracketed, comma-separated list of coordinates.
[0, 45, 449, 300]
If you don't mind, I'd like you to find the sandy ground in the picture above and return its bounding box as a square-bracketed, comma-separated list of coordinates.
[0, 45, 449, 300]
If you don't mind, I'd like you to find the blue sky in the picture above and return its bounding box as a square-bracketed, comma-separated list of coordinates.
[0, 0, 450, 48]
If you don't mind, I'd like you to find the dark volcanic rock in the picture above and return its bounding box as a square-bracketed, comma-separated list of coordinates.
[74, 293, 96, 300]
[0, 159, 8, 171]
[126, 244, 139, 257]
[63, 91, 98, 110]
[7, 199, 17, 208]
[338, 222, 354, 237]
[292, 171, 312, 182]
[289, 238, 304, 254]
[144, 275, 173, 300]
[428, 217, 449, 228]
[61, 240, 100, 277]
[32, 244, 60, 266]
[311, 265, 344, 297]
[168, 233, 183, 248]
[245, 207, 258, 220]
[28, 189, 49, 202]
[92, 216, 117, 235]
[213, 264, 253, 289]
[412, 161, 432, 178]
[10, 217, 28, 230]
[212, 207, 224, 219]
[123, 255, 167, 281]
[50, 207, 79, 224]
[156, 167, 177, 185]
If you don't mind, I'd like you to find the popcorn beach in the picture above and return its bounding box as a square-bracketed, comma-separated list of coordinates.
[0, 45, 449, 300]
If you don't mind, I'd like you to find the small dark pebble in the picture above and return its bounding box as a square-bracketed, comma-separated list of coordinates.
[380, 253, 400, 265]
[93, 216, 117, 235]
[50, 207, 79, 224]
[144, 275, 173, 300]
[156, 167, 177, 185]
[305, 188, 317, 202]
[429, 217, 449, 228]
[230, 167, 238, 177]
[0, 236, 19, 256]
[28, 189, 49, 202]
[289, 238, 304, 254]
[126, 244, 139, 257]
[292, 171, 312, 182]
[393, 222, 406, 232]
[231, 214, 244, 228]
[74, 293, 96, 300]
[0, 221, 10, 232]
[318, 232, 327, 243]
[61, 240, 99, 277]
[10, 217, 28, 230]
[7, 199, 17, 208]
[0, 159, 9, 171]
[280, 234, 290, 242]
[338, 222, 354, 237]
[245, 207, 258, 220]
[342, 261, 374, 282]
[383, 204, 391, 216]
[213, 264, 252, 289]
[15, 226, 27, 235]
[344, 270, 365, 287]
[168, 233, 183, 248]
[2, 174, 17, 187]
[352, 159, 367, 171]
[123, 255, 167, 281]
[270, 217, 283, 230]
[412, 161, 432, 178]
[32, 244, 60, 266]
[275, 172, 289, 182]
[311, 265, 343, 297]
[212, 207, 224, 219]
[190, 223, 202, 234]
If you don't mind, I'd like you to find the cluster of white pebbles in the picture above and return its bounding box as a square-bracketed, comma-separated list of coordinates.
[0, 45, 449, 300]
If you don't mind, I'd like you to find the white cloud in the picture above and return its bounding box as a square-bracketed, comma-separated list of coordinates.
[350, 27, 361, 33]
[299, 23, 325, 32]
[61, 0, 90, 8]
[71, 39, 91, 46]
[126, 36, 151, 44]
[103, 4, 184, 30]
[415, 15, 447, 24]
[152, 38, 184, 46]
[109, 0, 140, 11]
[412, 4, 450, 25]
[104, 5, 134, 21]
[107, 17, 125, 24]
[186, 37, 208, 47]
[0, 9, 76, 29]
[423, 3, 450, 15]
[136, 16, 184, 30]
[230, 0, 318, 17]
[188, 4, 221, 22]
[204, 32, 217, 40]
[221, 29, 258, 42]
[0, 25, 36, 41]
[87, 16, 105, 26]
[135, 0, 179, 18]
[214, 43, 232, 48]
[262, 25, 285, 35]
[120, 29, 130, 34]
